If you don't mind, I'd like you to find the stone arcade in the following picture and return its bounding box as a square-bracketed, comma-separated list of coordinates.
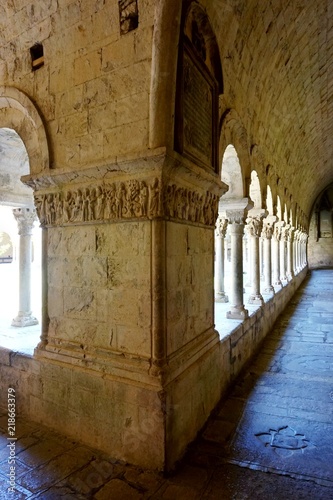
[0, 0, 333, 473]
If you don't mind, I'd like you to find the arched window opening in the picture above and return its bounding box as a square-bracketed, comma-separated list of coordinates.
[0, 128, 41, 355]
[249, 170, 262, 208]
[266, 185, 274, 215]
[220, 144, 243, 199]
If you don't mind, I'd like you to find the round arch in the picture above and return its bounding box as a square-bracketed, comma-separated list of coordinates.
[266, 185, 274, 215]
[249, 170, 262, 208]
[220, 144, 244, 199]
[0, 86, 49, 175]
[219, 109, 250, 197]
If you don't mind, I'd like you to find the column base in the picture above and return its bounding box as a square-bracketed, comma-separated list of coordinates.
[12, 314, 39, 328]
[248, 294, 264, 305]
[226, 306, 248, 320]
[273, 280, 282, 290]
[263, 286, 275, 295]
[215, 292, 229, 303]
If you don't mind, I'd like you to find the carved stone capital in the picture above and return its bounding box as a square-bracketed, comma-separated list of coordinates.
[261, 220, 274, 239]
[215, 216, 228, 238]
[273, 221, 285, 241]
[245, 215, 264, 237]
[12, 207, 37, 236]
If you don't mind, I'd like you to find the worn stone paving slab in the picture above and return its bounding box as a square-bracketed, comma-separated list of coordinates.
[228, 411, 333, 485]
[17, 446, 96, 494]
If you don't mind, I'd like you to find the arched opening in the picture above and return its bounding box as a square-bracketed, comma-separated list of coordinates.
[214, 143, 247, 330]
[220, 144, 244, 199]
[249, 170, 262, 208]
[266, 185, 274, 215]
[0, 128, 41, 354]
[308, 183, 333, 268]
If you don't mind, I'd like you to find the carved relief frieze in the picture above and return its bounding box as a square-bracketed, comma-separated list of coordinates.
[34, 178, 219, 228]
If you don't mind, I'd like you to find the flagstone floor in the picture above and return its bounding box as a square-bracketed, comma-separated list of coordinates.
[1, 269, 333, 498]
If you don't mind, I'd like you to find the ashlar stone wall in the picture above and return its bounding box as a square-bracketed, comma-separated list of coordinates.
[0, 0, 154, 172]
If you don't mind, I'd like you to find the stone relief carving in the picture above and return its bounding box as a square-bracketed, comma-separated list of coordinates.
[34, 178, 219, 228]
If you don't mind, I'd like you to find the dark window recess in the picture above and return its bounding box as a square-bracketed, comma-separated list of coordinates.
[30, 43, 44, 70]
[118, 0, 138, 35]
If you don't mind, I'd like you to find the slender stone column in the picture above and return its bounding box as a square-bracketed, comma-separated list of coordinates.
[215, 216, 229, 303]
[226, 211, 248, 319]
[244, 232, 251, 287]
[294, 229, 300, 273]
[286, 225, 295, 280]
[246, 210, 266, 305]
[262, 217, 275, 295]
[301, 232, 308, 268]
[272, 222, 282, 289]
[279, 223, 287, 283]
[219, 198, 253, 319]
[259, 236, 264, 281]
[12, 207, 39, 327]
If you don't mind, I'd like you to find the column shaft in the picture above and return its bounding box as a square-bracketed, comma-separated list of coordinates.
[12, 207, 38, 327]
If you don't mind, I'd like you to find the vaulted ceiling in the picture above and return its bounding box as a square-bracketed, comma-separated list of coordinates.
[209, 0, 333, 221]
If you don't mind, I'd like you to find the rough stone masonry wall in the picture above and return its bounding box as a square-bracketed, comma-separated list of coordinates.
[0, 0, 154, 171]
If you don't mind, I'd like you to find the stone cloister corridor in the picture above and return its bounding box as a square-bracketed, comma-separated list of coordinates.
[1, 0, 333, 496]
[0, 268, 332, 498]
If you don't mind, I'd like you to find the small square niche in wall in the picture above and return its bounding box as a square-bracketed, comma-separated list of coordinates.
[118, 0, 138, 35]
[30, 43, 44, 70]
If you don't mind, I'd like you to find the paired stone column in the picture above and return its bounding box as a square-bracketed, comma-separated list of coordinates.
[246, 210, 266, 305]
[272, 221, 282, 289]
[286, 225, 295, 280]
[219, 199, 253, 320]
[215, 216, 229, 303]
[279, 223, 288, 283]
[262, 216, 276, 295]
[12, 207, 39, 327]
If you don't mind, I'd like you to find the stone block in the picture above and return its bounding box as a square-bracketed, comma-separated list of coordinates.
[166, 223, 188, 258]
[74, 50, 102, 86]
[115, 91, 149, 127]
[109, 61, 151, 101]
[63, 227, 96, 256]
[79, 131, 104, 165]
[64, 287, 96, 320]
[102, 36, 135, 73]
[48, 286, 64, 318]
[114, 325, 151, 357]
[88, 102, 116, 133]
[103, 119, 148, 159]
[55, 85, 84, 118]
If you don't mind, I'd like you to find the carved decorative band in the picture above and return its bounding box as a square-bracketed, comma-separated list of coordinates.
[34, 178, 219, 228]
